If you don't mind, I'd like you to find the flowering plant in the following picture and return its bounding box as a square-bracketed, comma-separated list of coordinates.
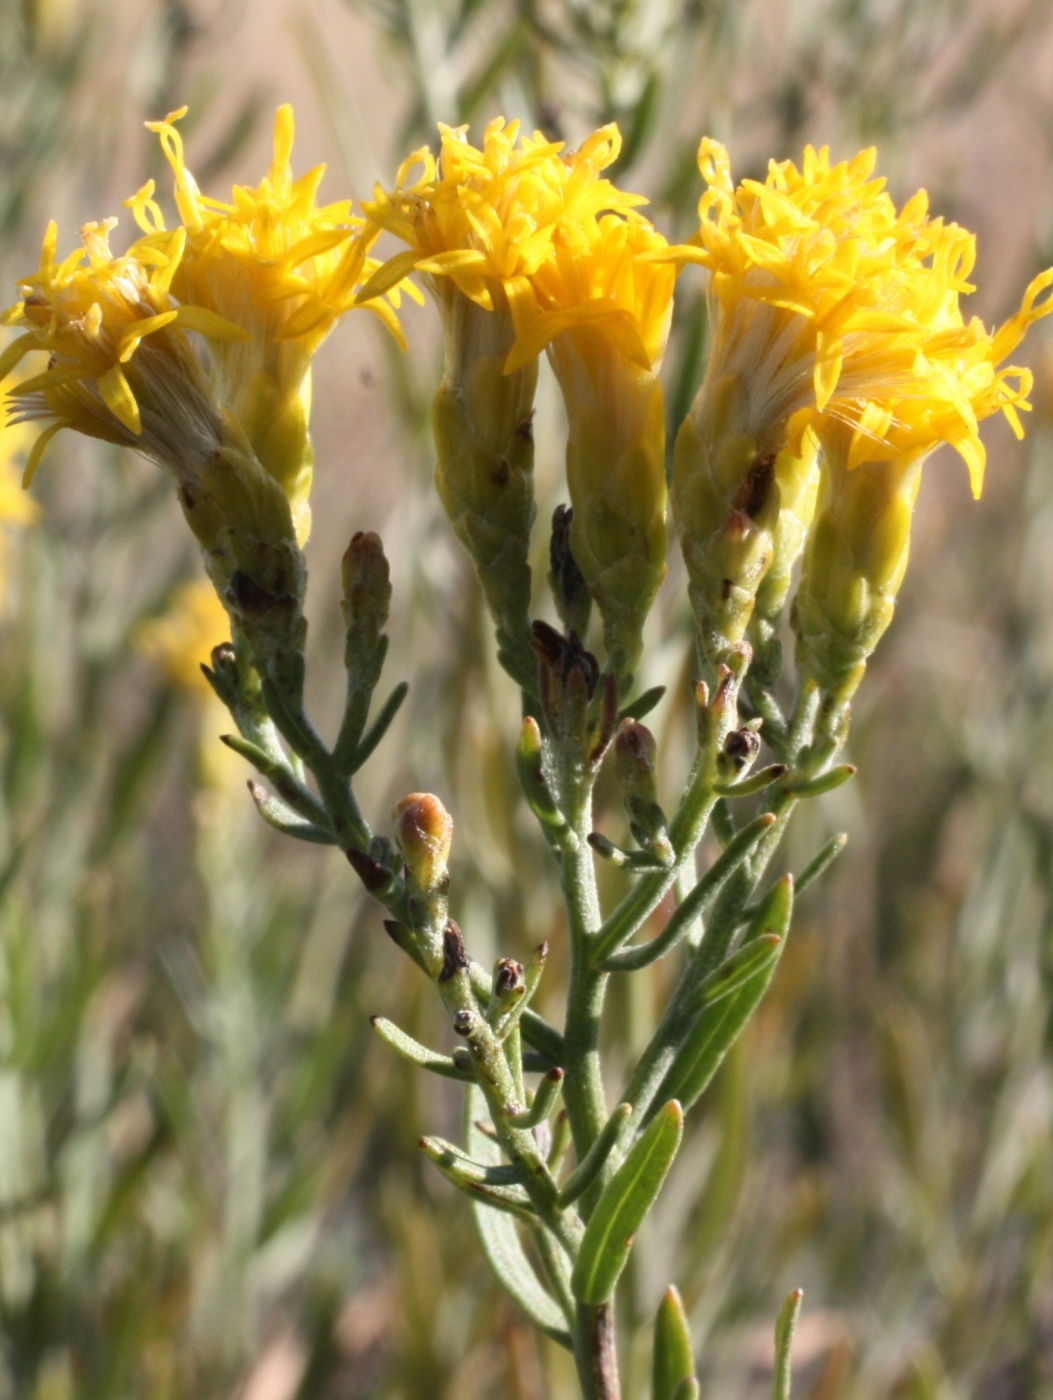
[3, 108, 1049, 1400]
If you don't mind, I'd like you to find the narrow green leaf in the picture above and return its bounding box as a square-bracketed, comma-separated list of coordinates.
[653, 1285, 696, 1400]
[795, 832, 848, 897]
[784, 764, 856, 797]
[619, 684, 666, 722]
[657, 877, 793, 1114]
[714, 763, 788, 798]
[601, 813, 776, 973]
[247, 781, 336, 844]
[773, 1288, 804, 1400]
[420, 1135, 535, 1219]
[351, 680, 409, 771]
[687, 933, 782, 1015]
[466, 1090, 573, 1348]
[570, 1101, 684, 1305]
[558, 1103, 632, 1207]
[370, 1016, 473, 1081]
[506, 1067, 564, 1127]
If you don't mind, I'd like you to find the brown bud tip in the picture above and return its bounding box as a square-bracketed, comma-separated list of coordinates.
[393, 792, 454, 892]
[615, 718, 657, 769]
[723, 727, 761, 768]
[547, 1067, 564, 1083]
[493, 958, 525, 998]
[341, 530, 389, 591]
[453, 1009, 474, 1037]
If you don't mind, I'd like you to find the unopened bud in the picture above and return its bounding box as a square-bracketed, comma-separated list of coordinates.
[531, 621, 598, 751]
[549, 505, 592, 639]
[794, 437, 921, 718]
[614, 719, 668, 850]
[393, 793, 454, 893]
[341, 531, 391, 685]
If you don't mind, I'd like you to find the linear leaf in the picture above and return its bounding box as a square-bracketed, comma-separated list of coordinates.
[773, 1288, 804, 1400]
[653, 1285, 696, 1400]
[657, 877, 793, 1114]
[370, 1017, 473, 1080]
[570, 1100, 683, 1305]
[466, 1090, 572, 1348]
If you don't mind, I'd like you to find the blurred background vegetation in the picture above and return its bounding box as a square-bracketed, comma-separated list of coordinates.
[2, 0, 1053, 1396]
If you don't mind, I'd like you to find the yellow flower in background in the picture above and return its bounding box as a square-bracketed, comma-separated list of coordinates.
[133, 577, 230, 695]
[0, 367, 39, 606]
[506, 210, 675, 687]
[134, 579, 239, 791]
[129, 105, 410, 542]
[0, 219, 243, 485]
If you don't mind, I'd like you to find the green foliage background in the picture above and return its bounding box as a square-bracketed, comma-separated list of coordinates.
[1, 0, 1052, 1395]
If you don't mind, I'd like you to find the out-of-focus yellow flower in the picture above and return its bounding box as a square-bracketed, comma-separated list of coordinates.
[134, 579, 239, 790]
[133, 577, 229, 695]
[129, 105, 409, 542]
[506, 210, 674, 687]
[0, 364, 39, 606]
[0, 219, 242, 485]
[671, 138, 1053, 669]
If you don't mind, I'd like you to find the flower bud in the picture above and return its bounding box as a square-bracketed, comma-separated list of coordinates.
[794, 431, 921, 714]
[393, 793, 454, 895]
[614, 719, 668, 851]
[549, 504, 592, 640]
[341, 530, 392, 689]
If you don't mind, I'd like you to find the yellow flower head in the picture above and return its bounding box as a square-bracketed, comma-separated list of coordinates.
[677, 139, 1053, 495]
[133, 577, 230, 696]
[1, 219, 241, 485]
[360, 117, 643, 335]
[509, 210, 675, 687]
[128, 105, 409, 534]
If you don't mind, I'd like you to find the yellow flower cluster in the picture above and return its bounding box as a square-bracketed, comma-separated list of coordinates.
[362, 119, 675, 686]
[676, 139, 1052, 494]
[0, 218, 238, 486]
[4, 106, 1051, 713]
[128, 106, 409, 535]
[360, 118, 642, 331]
[0, 362, 39, 606]
[667, 137, 1052, 688]
[1, 106, 405, 546]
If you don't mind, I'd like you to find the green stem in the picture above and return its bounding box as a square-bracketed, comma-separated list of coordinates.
[560, 810, 609, 1166]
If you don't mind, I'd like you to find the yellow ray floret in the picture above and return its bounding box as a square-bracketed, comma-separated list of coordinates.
[672, 139, 1053, 495]
[1, 219, 242, 484]
[359, 117, 645, 337]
